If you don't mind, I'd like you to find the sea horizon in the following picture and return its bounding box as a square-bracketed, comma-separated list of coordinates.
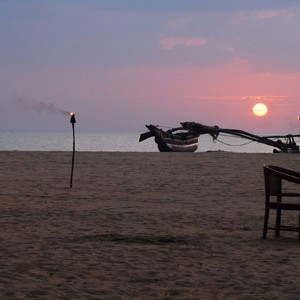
[0, 130, 292, 153]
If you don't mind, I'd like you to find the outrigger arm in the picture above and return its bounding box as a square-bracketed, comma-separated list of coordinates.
[180, 122, 300, 153]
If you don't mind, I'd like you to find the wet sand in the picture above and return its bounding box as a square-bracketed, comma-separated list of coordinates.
[0, 151, 299, 299]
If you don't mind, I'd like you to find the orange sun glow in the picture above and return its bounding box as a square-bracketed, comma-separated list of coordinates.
[252, 103, 268, 117]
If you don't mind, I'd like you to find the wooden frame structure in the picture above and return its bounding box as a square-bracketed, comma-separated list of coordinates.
[140, 122, 300, 153]
[263, 165, 300, 239]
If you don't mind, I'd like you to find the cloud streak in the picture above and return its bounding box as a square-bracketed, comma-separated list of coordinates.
[241, 95, 299, 102]
[234, 8, 296, 23]
[160, 37, 207, 50]
[254, 8, 295, 19]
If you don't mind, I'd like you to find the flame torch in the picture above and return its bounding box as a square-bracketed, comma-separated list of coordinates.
[70, 112, 76, 188]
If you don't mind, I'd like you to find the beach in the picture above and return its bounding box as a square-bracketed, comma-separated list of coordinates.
[0, 151, 299, 299]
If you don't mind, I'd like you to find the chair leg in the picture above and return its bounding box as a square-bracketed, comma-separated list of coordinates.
[263, 205, 269, 239]
[275, 208, 281, 237]
[298, 212, 300, 240]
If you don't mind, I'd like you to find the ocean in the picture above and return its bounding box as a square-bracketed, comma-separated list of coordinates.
[0, 131, 283, 153]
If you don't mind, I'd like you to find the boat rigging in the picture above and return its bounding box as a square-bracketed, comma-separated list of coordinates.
[139, 121, 300, 153]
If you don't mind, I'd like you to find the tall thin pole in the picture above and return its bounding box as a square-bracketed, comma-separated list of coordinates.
[70, 113, 76, 188]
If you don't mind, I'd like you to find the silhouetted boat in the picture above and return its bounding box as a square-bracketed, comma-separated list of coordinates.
[139, 121, 300, 153]
[139, 122, 218, 152]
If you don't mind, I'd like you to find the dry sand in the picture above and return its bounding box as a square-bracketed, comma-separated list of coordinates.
[0, 151, 299, 299]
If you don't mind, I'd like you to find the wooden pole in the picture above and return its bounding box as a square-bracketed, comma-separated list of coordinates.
[70, 113, 76, 188]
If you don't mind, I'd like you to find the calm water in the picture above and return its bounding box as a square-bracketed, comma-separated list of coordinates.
[0, 131, 283, 153]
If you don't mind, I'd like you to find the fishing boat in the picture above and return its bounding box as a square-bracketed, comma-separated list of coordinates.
[139, 121, 300, 153]
[139, 122, 219, 152]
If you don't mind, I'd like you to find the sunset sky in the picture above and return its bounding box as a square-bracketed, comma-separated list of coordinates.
[1, 0, 300, 133]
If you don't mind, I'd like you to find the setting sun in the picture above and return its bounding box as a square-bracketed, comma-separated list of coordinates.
[253, 103, 268, 117]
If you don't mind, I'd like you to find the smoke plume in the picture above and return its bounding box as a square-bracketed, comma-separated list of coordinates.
[13, 96, 69, 115]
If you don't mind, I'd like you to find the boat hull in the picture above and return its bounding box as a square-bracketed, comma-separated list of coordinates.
[140, 124, 200, 152]
[161, 142, 198, 152]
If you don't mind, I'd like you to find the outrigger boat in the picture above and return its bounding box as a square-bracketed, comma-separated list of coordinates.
[139, 121, 300, 153]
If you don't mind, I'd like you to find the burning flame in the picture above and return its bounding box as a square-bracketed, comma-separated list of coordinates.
[70, 112, 74, 116]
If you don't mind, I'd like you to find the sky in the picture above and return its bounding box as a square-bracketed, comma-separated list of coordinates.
[1, 0, 300, 133]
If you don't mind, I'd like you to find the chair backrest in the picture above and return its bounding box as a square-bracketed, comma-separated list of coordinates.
[264, 165, 300, 196]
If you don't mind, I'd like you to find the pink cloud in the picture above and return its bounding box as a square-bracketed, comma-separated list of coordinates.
[234, 9, 295, 23]
[160, 37, 207, 50]
[254, 9, 295, 20]
[241, 95, 297, 102]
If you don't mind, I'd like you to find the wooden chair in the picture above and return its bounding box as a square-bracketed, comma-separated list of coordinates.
[263, 165, 300, 239]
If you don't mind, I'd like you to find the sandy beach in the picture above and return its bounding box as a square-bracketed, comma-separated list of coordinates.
[0, 151, 299, 299]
